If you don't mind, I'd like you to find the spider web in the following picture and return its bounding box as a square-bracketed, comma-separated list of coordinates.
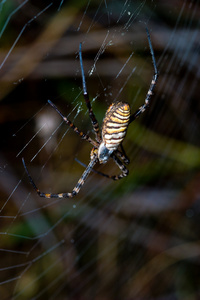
[0, 0, 200, 299]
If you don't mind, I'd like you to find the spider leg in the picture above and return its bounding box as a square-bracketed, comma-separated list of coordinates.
[79, 43, 101, 142]
[22, 156, 97, 198]
[75, 157, 112, 178]
[130, 27, 158, 123]
[115, 144, 130, 165]
[75, 154, 128, 181]
[110, 154, 129, 180]
[91, 154, 129, 180]
[48, 100, 98, 147]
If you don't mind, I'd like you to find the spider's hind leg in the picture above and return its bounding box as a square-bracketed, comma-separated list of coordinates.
[79, 43, 101, 142]
[48, 100, 98, 147]
[130, 28, 158, 124]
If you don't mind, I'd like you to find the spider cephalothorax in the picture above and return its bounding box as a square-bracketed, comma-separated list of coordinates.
[23, 28, 158, 198]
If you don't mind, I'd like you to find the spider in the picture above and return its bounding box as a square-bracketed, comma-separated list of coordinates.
[22, 28, 158, 198]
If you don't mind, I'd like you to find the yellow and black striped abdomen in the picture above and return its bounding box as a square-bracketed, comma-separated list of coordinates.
[102, 102, 130, 151]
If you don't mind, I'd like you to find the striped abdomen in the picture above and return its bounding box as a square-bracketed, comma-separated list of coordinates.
[102, 102, 130, 151]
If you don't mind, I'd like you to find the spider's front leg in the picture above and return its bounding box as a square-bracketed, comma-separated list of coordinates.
[22, 153, 98, 198]
[109, 153, 129, 180]
[115, 144, 130, 165]
[92, 153, 129, 181]
[75, 148, 129, 181]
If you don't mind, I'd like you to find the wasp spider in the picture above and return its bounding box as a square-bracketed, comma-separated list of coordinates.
[22, 28, 158, 198]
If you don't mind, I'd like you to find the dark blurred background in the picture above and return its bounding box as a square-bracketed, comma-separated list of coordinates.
[0, 0, 200, 299]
